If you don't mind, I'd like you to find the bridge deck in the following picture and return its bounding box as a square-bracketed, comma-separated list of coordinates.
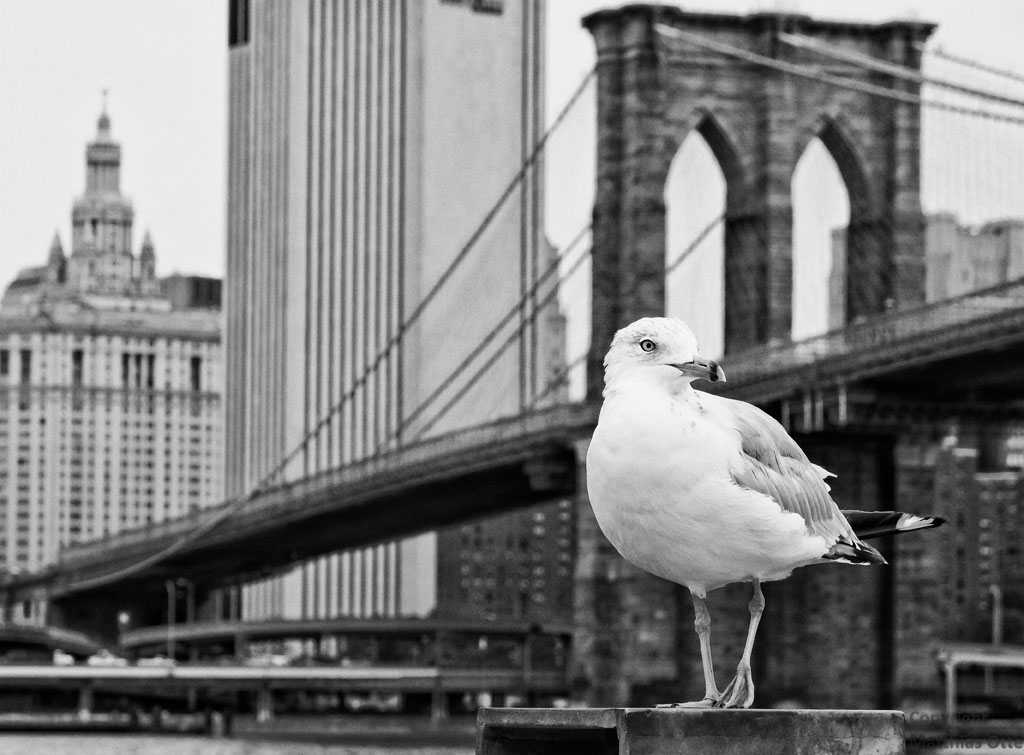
[7, 278, 1024, 604]
[11, 403, 595, 600]
[720, 278, 1024, 404]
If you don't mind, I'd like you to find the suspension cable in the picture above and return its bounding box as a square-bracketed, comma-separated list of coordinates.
[528, 350, 589, 409]
[919, 44, 1024, 86]
[666, 212, 726, 277]
[780, 32, 1024, 110]
[412, 244, 593, 441]
[392, 65, 596, 367]
[655, 24, 1024, 126]
[259, 64, 598, 487]
[391, 221, 592, 442]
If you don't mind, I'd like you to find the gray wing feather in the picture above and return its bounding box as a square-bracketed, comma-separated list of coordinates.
[711, 396, 855, 543]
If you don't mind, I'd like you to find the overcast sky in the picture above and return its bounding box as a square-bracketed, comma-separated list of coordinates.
[0, 0, 1021, 298]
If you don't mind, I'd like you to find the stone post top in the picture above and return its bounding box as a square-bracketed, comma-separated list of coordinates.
[479, 704, 905, 725]
[478, 707, 907, 754]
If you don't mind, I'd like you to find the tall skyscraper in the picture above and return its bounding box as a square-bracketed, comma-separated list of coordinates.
[226, 0, 557, 621]
[0, 112, 223, 621]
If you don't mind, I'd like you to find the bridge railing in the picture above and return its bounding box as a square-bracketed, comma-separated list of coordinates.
[722, 277, 1024, 387]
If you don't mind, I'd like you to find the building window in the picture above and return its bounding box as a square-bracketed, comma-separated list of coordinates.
[0, 349, 7, 376]
[228, 0, 250, 47]
[190, 356, 202, 393]
[71, 349, 84, 387]
[19, 350, 31, 384]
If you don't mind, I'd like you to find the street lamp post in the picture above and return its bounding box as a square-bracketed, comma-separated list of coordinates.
[166, 578, 195, 663]
[178, 577, 195, 625]
[165, 579, 176, 661]
[990, 584, 1003, 647]
[984, 584, 1004, 694]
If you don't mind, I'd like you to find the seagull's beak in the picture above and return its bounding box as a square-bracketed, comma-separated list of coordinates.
[672, 356, 726, 383]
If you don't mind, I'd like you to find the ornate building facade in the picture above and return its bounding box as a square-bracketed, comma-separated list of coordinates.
[0, 112, 223, 620]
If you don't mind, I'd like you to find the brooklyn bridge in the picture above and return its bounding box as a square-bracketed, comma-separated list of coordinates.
[2, 3, 1023, 723]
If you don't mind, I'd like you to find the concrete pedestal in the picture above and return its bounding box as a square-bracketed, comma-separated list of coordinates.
[477, 708, 905, 755]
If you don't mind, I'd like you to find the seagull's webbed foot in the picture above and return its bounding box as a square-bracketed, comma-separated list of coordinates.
[715, 662, 754, 708]
[656, 696, 720, 709]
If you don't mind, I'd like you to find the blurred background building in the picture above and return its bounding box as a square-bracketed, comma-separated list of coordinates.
[0, 112, 222, 620]
[894, 433, 1024, 697]
[830, 214, 1024, 328]
[925, 215, 1024, 302]
[224, 0, 571, 625]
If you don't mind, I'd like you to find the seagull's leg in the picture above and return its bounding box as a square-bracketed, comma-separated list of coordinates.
[692, 593, 721, 704]
[657, 591, 719, 707]
[717, 579, 764, 709]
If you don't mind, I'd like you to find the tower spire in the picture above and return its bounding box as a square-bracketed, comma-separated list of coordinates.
[46, 231, 66, 285]
[97, 89, 112, 142]
[139, 229, 156, 281]
[49, 230, 64, 258]
[68, 109, 134, 293]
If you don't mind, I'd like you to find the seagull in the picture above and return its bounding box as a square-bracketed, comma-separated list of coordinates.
[586, 317, 943, 708]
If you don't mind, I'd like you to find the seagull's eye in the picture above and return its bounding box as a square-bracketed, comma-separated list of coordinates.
[639, 339, 656, 353]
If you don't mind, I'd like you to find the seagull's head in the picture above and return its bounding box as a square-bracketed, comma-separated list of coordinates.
[603, 317, 725, 392]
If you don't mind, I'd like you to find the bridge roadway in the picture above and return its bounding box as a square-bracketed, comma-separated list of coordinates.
[9, 402, 594, 602]
[7, 277, 1024, 606]
[719, 277, 1024, 406]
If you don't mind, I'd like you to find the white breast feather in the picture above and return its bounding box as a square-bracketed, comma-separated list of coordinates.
[587, 387, 834, 594]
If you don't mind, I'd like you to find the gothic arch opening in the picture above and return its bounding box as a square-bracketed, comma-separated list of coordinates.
[791, 122, 862, 340]
[664, 116, 741, 358]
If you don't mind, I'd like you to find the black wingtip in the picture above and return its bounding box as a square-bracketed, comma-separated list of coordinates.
[840, 510, 946, 540]
[824, 538, 887, 566]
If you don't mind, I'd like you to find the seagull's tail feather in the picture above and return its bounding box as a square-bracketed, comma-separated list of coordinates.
[841, 510, 946, 541]
[823, 537, 887, 566]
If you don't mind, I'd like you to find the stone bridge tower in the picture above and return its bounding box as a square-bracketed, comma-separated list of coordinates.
[576, 4, 935, 708]
[585, 4, 935, 398]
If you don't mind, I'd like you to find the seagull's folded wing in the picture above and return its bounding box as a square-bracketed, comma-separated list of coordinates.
[714, 397, 857, 545]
